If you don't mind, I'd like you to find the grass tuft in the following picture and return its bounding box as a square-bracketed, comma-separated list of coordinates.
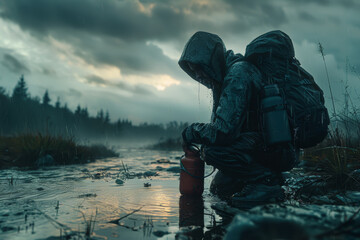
[0, 133, 118, 168]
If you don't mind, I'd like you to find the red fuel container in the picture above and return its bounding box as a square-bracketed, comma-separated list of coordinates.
[180, 150, 204, 196]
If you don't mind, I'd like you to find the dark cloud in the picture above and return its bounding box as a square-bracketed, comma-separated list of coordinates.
[0, 0, 286, 78]
[0, 0, 358, 74]
[0, 0, 192, 41]
[0, 0, 194, 77]
[71, 34, 182, 76]
[1, 53, 29, 74]
[85, 74, 153, 96]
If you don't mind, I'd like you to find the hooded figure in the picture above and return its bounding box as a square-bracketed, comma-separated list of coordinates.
[179, 31, 260, 145]
[179, 31, 297, 208]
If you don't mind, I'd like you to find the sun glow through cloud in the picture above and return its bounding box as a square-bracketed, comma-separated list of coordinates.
[125, 74, 180, 91]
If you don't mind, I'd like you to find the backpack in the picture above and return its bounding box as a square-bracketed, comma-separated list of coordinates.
[245, 30, 330, 148]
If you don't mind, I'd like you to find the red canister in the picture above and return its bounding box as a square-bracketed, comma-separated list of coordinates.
[180, 149, 204, 196]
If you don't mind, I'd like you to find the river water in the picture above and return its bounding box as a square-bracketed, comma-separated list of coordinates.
[0, 148, 223, 240]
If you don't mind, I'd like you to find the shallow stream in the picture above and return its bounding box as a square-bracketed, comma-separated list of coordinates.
[0, 148, 222, 240]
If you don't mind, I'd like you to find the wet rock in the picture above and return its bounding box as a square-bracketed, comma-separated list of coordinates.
[156, 166, 164, 171]
[35, 154, 55, 167]
[153, 230, 170, 237]
[144, 182, 151, 187]
[78, 193, 97, 198]
[166, 166, 180, 173]
[94, 173, 102, 179]
[1, 226, 16, 232]
[213, 201, 359, 238]
[115, 179, 124, 185]
[143, 171, 158, 177]
[224, 214, 309, 240]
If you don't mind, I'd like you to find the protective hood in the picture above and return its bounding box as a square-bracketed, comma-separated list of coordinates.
[245, 30, 295, 80]
[245, 30, 295, 60]
[178, 31, 227, 88]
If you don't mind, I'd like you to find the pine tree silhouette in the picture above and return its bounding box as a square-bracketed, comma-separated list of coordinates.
[55, 97, 61, 108]
[75, 105, 81, 115]
[42, 90, 51, 106]
[104, 111, 110, 123]
[12, 75, 28, 100]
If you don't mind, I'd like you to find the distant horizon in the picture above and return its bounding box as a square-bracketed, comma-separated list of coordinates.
[0, 76, 193, 126]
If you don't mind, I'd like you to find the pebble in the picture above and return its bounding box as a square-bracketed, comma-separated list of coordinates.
[115, 179, 124, 185]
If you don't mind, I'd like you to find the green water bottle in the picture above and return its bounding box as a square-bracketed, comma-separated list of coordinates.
[261, 84, 292, 146]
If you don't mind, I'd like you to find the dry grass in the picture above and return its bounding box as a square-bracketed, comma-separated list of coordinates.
[301, 43, 360, 191]
[303, 128, 360, 190]
[0, 133, 118, 168]
[80, 208, 98, 238]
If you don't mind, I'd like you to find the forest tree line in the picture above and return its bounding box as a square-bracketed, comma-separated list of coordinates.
[0, 75, 188, 141]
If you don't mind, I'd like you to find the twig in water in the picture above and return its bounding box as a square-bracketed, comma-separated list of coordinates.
[121, 160, 125, 172]
[109, 206, 143, 225]
[35, 208, 72, 233]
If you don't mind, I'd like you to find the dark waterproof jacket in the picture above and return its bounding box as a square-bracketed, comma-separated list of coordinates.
[179, 31, 263, 146]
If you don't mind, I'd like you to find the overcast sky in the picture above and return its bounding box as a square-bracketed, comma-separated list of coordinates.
[0, 0, 359, 124]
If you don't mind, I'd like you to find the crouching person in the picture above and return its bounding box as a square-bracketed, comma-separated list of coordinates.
[178, 31, 299, 209]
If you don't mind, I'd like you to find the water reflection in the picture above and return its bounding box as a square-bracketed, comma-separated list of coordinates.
[179, 195, 204, 239]
[179, 195, 204, 227]
[0, 149, 223, 239]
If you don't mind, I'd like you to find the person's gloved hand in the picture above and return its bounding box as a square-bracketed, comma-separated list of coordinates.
[182, 127, 196, 154]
